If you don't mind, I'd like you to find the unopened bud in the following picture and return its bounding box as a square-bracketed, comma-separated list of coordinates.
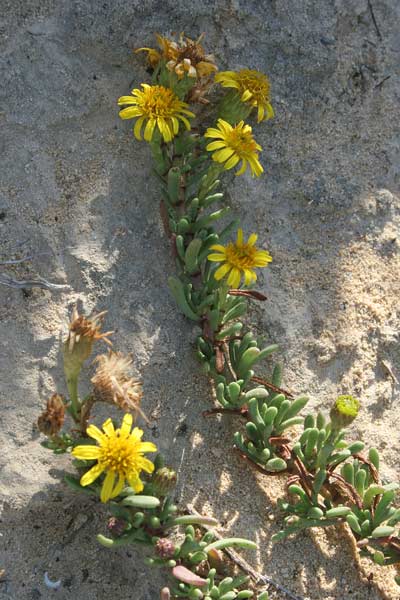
[152, 467, 177, 496]
[330, 395, 360, 430]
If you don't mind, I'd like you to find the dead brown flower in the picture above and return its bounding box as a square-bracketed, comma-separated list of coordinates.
[37, 394, 65, 436]
[91, 352, 145, 419]
[66, 307, 113, 353]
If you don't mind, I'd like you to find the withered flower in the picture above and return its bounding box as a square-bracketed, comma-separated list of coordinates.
[136, 33, 217, 81]
[91, 351, 144, 418]
[37, 394, 65, 437]
[64, 307, 113, 380]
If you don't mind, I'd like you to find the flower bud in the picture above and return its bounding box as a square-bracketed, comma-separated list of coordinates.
[152, 467, 177, 496]
[155, 538, 176, 559]
[330, 395, 360, 430]
[107, 517, 128, 538]
[37, 394, 65, 436]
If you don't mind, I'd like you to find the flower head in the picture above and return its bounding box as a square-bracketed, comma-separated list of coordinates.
[118, 84, 195, 143]
[37, 394, 65, 436]
[91, 351, 144, 418]
[330, 395, 360, 430]
[205, 119, 263, 177]
[72, 413, 157, 503]
[136, 33, 217, 80]
[64, 308, 113, 378]
[207, 228, 272, 288]
[215, 69, 274, 123]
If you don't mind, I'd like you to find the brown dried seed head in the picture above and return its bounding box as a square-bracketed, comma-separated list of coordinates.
[155, 538, 176, 559]
[91, 352, 144, 418]
[64, 307, 113, 378]
[37, 394, 65, 436]
[66, 307, 113, 352]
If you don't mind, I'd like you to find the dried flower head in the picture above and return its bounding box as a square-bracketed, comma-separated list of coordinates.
[208, 228, 272, 288]
[72, 413, 157, 502]
[63, 308, 113, 384]
[205, 119, 263, 177]
[136, 33, 217, 80]
[118, 84, 195, 143]
[37, 394, 65, 436]
[66, 307, 113, 353]
[215, 69, 274, 123]
[91, 351, 144, 418]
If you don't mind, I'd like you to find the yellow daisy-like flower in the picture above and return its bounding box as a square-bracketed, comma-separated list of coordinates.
[215, 69, 274, 123]
[72, 413, 157, 503]
[205, 119, 263, 177]
[117, 84, 195, 143]
[208, 228, 272, 288]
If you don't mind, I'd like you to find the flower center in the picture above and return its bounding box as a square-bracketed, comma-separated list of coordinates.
[140, 86, 177, 118]
[226, 129, 258, 156]
[238, 70, 269, 100]
[225, 242, 257, 269]
[100, 435, 139, 474]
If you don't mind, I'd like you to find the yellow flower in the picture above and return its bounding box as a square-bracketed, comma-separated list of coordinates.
[117, 84, 195, 143]
[208, 229, 272, 288]
[205, 119, 263, 177]
[215, 69, 274, 123]
[72, 413, 157, 503]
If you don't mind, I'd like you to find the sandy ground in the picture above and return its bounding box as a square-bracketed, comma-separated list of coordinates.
[0, 1, 399, 599]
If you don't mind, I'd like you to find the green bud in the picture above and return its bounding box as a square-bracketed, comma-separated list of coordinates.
[330, 395, 360, 430]
[152, 467, 177, 496]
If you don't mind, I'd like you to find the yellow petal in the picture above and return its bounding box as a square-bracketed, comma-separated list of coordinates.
[241, 90, 253, 102]
[204, 127, 225, 139]
[257, 104, 265, 123]
[266, 103, 274, 119]
[212, 148, 235, 162]
[130, 426, 144, 443]
[102, 418, 115, 437]
[119, 106, 141, 120]
[214, 262, 232, 280]
[117, 96, 137, 106]
[110, 473, 125, 499]
[247, 233, 258, 246]
[178, 115, 191, 130]
[207, 253, 226, 262]
[143, 118, 157, 142]
[138, 457, 155, 473]
[209, 244, 226, 253]
[72, 445, 102, 460]
[80, 463, 105, 487]
[86, 424, 106, 443]
[235, 160, 248, 176]
[206, 140, 227, 151]
[227, 267, 241, 288]
[128, 475, 144, 493]
[138, 441, 157, 453]
[171, 116, 179, 135]
[243, 269, 255, 286]
[224, 154, 240, 170]
[236, 229, 244, 245]
[217, 119, 233, 134]
[120, 412, 133, 437]
[134, 116, 145, 140]
[100, 470, 115, 503]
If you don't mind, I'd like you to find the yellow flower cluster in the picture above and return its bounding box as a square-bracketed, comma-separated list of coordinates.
[72, 413, 156, 503]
